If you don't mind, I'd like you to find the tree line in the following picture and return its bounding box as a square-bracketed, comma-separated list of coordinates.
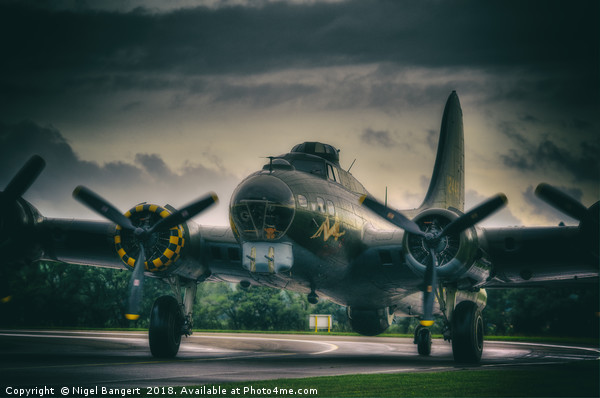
[1, 262, 598, 337]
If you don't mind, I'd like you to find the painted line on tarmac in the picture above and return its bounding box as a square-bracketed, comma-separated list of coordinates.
[190, 334, 339, 355]
[0, 331, 145, 342]
[491, 340, 600, 354]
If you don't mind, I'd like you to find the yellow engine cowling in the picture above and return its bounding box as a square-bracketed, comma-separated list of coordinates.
[114, 203, 185, 273]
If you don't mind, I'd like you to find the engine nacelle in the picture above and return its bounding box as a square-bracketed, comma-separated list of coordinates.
[347, 306, 394, 336]
[0, 198, 43, 263]
[403, 208, 490, 286]
[114, 203, 185, 274]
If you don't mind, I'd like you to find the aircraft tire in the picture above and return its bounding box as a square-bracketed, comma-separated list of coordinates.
[416, 328, 432, 356]
[149, 295, 183, 358]
[451, 300, 484, 363]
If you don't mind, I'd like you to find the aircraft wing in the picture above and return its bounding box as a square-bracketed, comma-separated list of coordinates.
[481, 225, 598, 287]
[34, 217, 245, 283]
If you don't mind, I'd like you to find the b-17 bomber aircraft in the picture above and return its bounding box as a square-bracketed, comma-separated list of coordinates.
[0, 92, 597, 363]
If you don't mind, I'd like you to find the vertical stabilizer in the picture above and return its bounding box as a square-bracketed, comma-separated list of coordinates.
[419, 91, 464, 212]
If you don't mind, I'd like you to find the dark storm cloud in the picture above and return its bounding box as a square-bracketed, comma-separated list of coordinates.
[210, 82, 319, 107]
[498, 124, 599, 183]
[135, 153, 174, 178]
[360, 128, 398, 148]
[0, 121, 237, 218]
[0, 0, 597, 88]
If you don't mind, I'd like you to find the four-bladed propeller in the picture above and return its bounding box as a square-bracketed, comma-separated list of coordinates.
[360, 193, 507, 326]
[73, 185, 218, 320]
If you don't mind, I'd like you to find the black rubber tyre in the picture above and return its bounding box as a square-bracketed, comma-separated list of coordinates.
[451, 301, 484, 363]
[417, 328, 432, 356]
[149, 295, 183, 358]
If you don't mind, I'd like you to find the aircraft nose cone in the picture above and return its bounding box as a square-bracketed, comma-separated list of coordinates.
[230, 174, 295, 241]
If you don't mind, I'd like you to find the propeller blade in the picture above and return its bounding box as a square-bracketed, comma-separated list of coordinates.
[535, 183, 588, 222]
[125, 243, 146, 320]
[440, 194, 507, 237]
[72, 186, 136, 231]
[359, 195, 426, 237]
[149, 192, 218, 234]
[2, 155, 46, 202]
[420, 247, 438, 327]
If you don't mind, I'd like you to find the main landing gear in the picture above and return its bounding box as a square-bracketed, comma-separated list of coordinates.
[451, 301, 484, 363]
[149, 296, 183, 357]
[413, 286, 484, 363]
[148, 277, 197, 358]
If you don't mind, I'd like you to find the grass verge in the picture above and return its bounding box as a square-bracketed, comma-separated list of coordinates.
[173, 361, 598, 397]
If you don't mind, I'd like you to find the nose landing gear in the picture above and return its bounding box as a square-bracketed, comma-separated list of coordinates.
[414, 326, 432, 356]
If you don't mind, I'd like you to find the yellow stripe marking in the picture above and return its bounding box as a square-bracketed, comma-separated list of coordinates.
[125, 314, 140, 320]
[420, 320, 435, 327]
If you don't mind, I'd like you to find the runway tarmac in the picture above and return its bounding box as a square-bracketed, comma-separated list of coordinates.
[0, 329, 598, 390]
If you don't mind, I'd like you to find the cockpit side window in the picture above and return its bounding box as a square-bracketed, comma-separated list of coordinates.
[326, 164, 336, 182]
[291, 159, 325, 176]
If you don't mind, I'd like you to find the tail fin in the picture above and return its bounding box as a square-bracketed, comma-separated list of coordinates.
[419, 91, 464, 212]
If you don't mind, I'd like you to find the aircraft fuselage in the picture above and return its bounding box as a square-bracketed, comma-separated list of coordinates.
[227, 143, 427, 310]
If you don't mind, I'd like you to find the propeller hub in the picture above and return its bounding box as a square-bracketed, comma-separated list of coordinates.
[424, 232, 436, 242]
[405, 210, 462, 276]
[115, 204, 185, 272]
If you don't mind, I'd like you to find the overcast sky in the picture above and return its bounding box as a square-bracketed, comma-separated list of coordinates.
[0, 0, 598, 228]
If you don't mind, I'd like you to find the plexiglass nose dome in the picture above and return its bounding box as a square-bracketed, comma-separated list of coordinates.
[230, 174, 295, 241]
